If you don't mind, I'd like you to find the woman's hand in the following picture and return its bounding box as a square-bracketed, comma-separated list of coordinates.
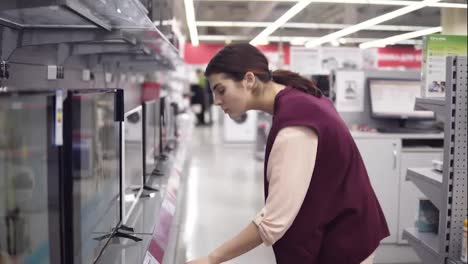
[186, 255, 219, 264]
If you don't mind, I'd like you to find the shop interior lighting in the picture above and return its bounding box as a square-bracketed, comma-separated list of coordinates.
[196, 0, 466, 9]
[359, 26, 442, 49]
[250, 0, 315, 45]
[305, 0, 442, 48]
[199, 35, 422, 46]
[185, 0, 200, 46]
[196, 21, 430, 32]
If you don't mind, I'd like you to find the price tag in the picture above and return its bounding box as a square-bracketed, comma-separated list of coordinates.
[55, 90, 63, 146]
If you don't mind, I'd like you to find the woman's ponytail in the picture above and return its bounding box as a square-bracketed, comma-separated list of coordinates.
[272, 70, 322, 98]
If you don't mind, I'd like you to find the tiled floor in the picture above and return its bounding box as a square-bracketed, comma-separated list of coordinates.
[176, 123, 275, 264]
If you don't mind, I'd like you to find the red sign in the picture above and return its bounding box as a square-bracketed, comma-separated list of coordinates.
[184, 43, 290, 65]
[377, 47, 422, 69]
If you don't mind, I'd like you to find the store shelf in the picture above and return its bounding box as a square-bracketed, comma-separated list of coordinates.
[446, 258, 466, 264]
[415, 97, 446, 122]
[402, 228, 443, 264]
[406, 168, 443, 210]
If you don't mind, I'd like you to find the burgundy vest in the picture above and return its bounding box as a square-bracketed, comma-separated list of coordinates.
[264, 87, 389, 264]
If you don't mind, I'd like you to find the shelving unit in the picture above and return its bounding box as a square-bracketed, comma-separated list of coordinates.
[0, 0, 180, 71]
[406, 56, 467, 264]
[403, 228, 442, 264]
[415, 97, 446, 122]
[406, 168, 443, 209]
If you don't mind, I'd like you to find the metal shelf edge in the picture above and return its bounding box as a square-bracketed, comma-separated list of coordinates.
[415, 97, 447, 122]
[403, 228, 443, 264]
[406, 168, 443, 210]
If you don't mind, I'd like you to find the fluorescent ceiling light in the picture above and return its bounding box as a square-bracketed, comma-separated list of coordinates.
[196, 21, 430, 31]
[360, 26, 442, 49]
[305, 0, 442, 48]
[198, 35, 423, 45]
[196, 0, 466, 9]
[250, 0, 314, 45]
[184, 0, 199, 46]
[154, 20, 174, 26]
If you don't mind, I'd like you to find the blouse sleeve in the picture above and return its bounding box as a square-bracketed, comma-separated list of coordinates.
[253, 126, 318, 246]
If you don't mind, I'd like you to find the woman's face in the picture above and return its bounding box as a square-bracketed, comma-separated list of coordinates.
[207, 73, 252, 120]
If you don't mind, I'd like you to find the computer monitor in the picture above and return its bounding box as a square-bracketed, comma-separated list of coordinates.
[369, 79, 435, 120]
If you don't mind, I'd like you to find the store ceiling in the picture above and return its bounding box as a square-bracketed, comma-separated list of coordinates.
[188, 0, 467, 45]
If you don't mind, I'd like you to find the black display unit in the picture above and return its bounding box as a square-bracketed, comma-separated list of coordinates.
[311, 74, 331, 98]
[62, 89, 140, 264]
[0, 90, 62, 264]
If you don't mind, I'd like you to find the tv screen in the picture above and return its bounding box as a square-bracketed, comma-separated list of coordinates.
[123, 106, 144, 221]
[64, 89, 121, 264]
[160, 96, 176, 153]
[0, 91, 61, 264]
[143, 100, 160, 177]
[159, 96, 168, 154]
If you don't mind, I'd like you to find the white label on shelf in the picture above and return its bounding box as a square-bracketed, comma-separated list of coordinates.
[55, 90, 63, 146]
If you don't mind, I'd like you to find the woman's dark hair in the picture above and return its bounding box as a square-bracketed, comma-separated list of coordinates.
[205, 43, 322, 97]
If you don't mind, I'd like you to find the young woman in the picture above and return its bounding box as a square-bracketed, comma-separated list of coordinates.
[187, 43, 389, 264]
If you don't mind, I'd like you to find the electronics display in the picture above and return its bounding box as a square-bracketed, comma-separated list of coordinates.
[63, 89, 122, 264]
[143, 100, 161, 176]
[160, 96, 174, 153]
[123, 106, 144, 220]
[369, 79, 435, 120]
[311, 74, 331, 98]
[0, 91, 61, 264]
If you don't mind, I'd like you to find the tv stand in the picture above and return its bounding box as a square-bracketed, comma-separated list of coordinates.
[93, 225, 142, 242]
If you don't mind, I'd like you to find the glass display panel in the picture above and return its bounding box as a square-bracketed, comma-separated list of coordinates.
[143, 100, 160, 175]
[0, 93, 57, 264]
[123, 107, 143, 219]
[69, 91, 120, 264]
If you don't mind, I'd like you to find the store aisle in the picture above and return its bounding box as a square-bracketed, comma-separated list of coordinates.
[177, 123, 276, 263]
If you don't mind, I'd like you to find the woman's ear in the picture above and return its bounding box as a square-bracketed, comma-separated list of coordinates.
[243, 71, 256, 90]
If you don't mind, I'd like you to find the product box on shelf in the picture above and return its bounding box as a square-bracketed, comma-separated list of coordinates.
[421, 34, 467, 98]
[416, 199, 439, 233]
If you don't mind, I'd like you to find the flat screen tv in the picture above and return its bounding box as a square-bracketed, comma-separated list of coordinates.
[159, 96, 176, 154]
[0, 91, 61, 264]
[123, 106, 144, 222]
[62, 89, 123, 264]
[143, 99, 161, 177]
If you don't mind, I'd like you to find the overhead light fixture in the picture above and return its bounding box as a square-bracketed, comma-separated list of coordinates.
[196, 21, 430, 32]
[290, 37, 307, 46]
[196, 0, 466, 9]
[198, 35, 422, 45]
[305, 0, 442, 48]
[184, 0, 199, 46]
[250, 0, 314, 45]
[331, 40, 340, 47]
[359, 26, 442, 49]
